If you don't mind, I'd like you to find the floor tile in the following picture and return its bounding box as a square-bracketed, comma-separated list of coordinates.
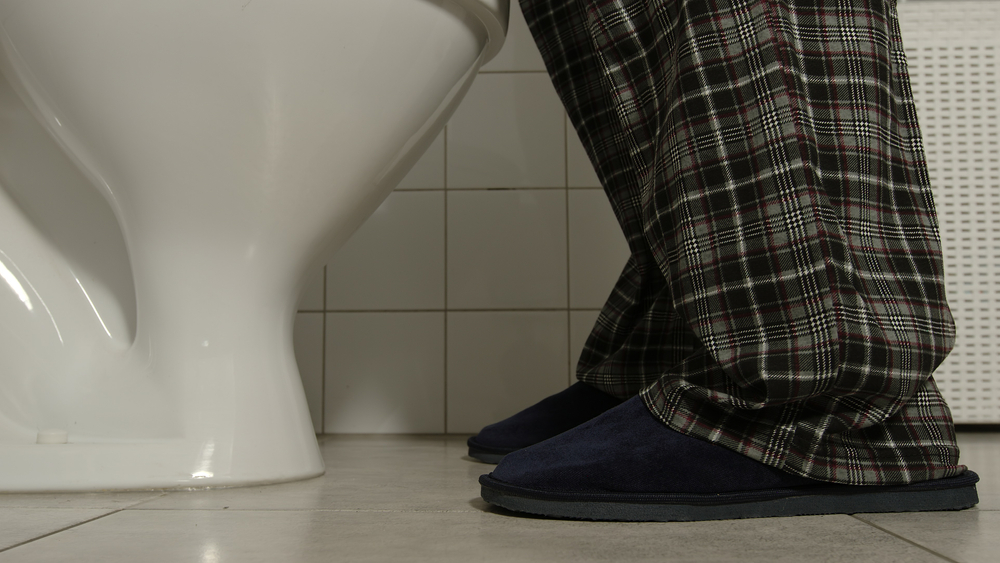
[957, 433, 1000, 510]
[0, 510, 946, 563]
[0, 508, 111, 551]
[133, 436, 481, 512]
[856, 511, 999, 563]
[0, 493, 163, 510]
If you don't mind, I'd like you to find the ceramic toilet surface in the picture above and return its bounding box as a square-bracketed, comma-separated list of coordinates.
[0, 0, 507, 491]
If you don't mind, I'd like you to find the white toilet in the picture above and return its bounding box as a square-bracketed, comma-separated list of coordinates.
[0, 0, 508, 491]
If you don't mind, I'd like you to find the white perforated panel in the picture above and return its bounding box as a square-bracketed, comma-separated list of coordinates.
[899, 0, 1000, 422]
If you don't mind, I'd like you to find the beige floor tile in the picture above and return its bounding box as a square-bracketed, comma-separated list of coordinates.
[856, 511, 1000, 563]
[133, 436, 486, 512]
[0, 509, 111, 551]
[957, 433, 1000, 510]
[0, 510, 947, 563]
[0, 493, 164, 510]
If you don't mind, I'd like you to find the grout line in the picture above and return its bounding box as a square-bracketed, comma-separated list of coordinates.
[129, 508, 487, 514]
[850, 515, 963, 563]
[478, 70, 549, 74]
[448, 186, 569, 192]
[565, 111, 573, 387]
[321, 266, 328, 433]
[0, 509, 128, 554]
[324, 307, 601, 314]
[443, 125, 449, 434]
[319, 308, 604, 313]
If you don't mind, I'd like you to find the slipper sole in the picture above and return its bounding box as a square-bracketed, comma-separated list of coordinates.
[467, 437, 517, 464]
[479, 471, 980, 522]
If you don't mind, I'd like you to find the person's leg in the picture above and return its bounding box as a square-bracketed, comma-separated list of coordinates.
[467, 0, 706, 464]
[479, 0, 978, 520]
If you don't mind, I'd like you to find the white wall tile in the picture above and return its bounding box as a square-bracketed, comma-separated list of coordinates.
[293, 313, 324, 433]
[447, 311, 569, 433]
[480, 1, 546, 72]
[297, 267, 325, 311]
[567, 122, 602, 188]
[395, 132, 444, 191]
[448, 190, 567, 309]
[570, 310, 601, 383]
[447, 73, 565, 188]
[568, 190, 630, 309]
[326, 191, 445, 310]
[325, 313, 445, 433]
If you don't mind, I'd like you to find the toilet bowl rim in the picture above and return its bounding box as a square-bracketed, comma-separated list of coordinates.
[452, 0, 510, 63]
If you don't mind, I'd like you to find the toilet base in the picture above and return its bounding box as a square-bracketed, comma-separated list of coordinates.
[0, 442, 325, 492]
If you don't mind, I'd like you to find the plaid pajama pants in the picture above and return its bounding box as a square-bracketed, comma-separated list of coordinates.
[520, 0, 965, 485]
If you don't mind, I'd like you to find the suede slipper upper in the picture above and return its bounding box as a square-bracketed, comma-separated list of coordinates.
[480, 396, 980, 521]
[467, 382, 623, 464]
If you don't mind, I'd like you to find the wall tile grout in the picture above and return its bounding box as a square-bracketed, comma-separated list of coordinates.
[478, 70, 548, 74]
[565, 111, 573, 386]
[303, 64, 617, 432]
[443, 124, 450, 433]
[320, 308, 602, 314]
[321, 266, 327, 433]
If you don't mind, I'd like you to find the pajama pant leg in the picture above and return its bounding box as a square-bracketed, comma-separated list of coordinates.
[520, 0, 964, 485]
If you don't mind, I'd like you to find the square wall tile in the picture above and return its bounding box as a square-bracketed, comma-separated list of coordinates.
[327, 191, 445, 311]
[447, 311, 569, 433]
[567, 121, 602, 188]
[568, 190, 630, 309]
[396, 132, 444, 190]
[447, 73, 565, 188]
[296, 267, 324, 311]
[325, 313, 444, 433]
[480, 1, 546, 72]
[293, 313, 324, 433]
[570, 310, 601, 383]
[448, 190, 567, 309]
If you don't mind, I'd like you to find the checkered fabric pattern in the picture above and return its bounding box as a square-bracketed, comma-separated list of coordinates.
[521, 0, 965, 485]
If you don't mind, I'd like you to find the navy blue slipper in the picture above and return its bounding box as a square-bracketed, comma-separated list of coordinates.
[479, 397, 980, 521]
[467, 382, 623, 463]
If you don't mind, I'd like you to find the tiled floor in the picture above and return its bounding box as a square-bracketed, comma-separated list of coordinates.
[0, 433, 997, 562]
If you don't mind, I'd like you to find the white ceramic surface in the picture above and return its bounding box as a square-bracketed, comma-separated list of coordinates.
[447, 73, 566, 188]
[567, 124, 603, 188]
[292, 313, 324, 433]
[324, 313, 446, 434]
[446, 311, 569, 433]
[297, 269, 326, 312]
[0, 0, 507, 490]
[396, 132, 446, 191]
[568, 190, 630, 308]
[447, 190, 567, 309]
[569, 310, 601, 373]
[480, 0, 546, 72]
[326, 191, 446, 311]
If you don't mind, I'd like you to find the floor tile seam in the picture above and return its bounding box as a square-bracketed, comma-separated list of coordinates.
[849, 515, 962, 563]
[123, 507, 484, 514]
[0, 508, 126, 555]
[0, 505, 154, 511]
